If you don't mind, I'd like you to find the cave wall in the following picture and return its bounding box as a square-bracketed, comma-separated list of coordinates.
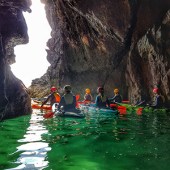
[0, 0, 32, 120]
[30, 0, 170, 106]
[126, 10, 170, 104]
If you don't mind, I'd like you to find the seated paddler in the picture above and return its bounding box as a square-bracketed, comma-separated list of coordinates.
[58, 85, 80, 113]
[84, 88, 93, 103]
[95, 87, 110, 108]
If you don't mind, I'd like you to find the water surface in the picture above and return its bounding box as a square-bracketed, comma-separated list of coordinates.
[0, 109, 170, 170]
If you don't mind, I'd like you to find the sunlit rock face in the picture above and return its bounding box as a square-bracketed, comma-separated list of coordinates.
[30, 0, 170, 106]
[0, 0, 32, 120]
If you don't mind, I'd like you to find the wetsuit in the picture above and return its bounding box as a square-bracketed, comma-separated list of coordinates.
[84, 94, 93, 102]
[58, 93, 79, 112]
[95, 94, 110, 108]
[109, 94, 122, 103]
[151, 95, 164, 109]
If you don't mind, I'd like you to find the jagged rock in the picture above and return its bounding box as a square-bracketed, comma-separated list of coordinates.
[127, 10, 170, 105]
[30, 0, 170, 106]
[0, 0, 32, 120]
[1, 0, 170, 121]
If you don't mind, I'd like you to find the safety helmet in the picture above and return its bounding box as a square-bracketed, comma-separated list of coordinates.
[64, 85, 72, 92]
[114, 88, 119, 94]
[85, 88, 91, 94]
[153, 88, 159, 93]
[51, 86, 57, 92]
[97, 87, 104, 93]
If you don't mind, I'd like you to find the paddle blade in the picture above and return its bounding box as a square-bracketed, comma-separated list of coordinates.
[117, 106, 127, 115]
[43, 112, 54, 119]
[76, 94, 80, 101]
[136, 108, 143, 115]
[76, 94, 80, 108]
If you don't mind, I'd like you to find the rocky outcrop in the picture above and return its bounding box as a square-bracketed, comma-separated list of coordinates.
[127, 12, 170, 104]
[0, 0, 32, 120]
[1, 0, 170, 120]
[30, 0, 170, 106]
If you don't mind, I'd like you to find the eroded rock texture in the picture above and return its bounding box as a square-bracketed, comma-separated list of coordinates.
[30, 0, 170, 106]
[1, 0, 170, 120]
[0, 0, 32, 120]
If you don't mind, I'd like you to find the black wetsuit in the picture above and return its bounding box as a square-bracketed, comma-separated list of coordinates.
[109, 94, 122, 103]
[151, 95, 164, 109]
[95, 94, 110, 108]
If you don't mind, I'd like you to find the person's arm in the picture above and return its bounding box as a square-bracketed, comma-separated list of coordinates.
[84, 94, 87, 100]
[90, 94, 93, 101]
[58, 96, 65, 109]
[106, 97, 110, 107]
[73, 96, 76, 107]
[109, 95, 116, 102]
[95, 96, 99, 107]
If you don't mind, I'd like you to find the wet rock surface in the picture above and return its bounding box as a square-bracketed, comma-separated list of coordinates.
[1, 0, 170, 120]
[0, 0, 32, 120]
[30, 0, 170, 106]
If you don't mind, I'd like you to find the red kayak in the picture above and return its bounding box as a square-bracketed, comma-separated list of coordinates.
[31, 101, 52, 110]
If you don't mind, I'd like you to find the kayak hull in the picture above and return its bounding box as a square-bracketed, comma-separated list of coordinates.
[31, 102, 52, 110]
[79, 103, 119, 117]
[52, 103, 85, 118]
[55, 110, 85, 118]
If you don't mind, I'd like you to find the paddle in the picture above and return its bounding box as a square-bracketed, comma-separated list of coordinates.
[135, 101, 147, 115]
[110, 102, 127, 115]
[43, 111, 54, 119]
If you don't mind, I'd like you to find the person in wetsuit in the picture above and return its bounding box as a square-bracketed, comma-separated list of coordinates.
[95, 87, 110, 108]
[109, 88, 122, 104]
[150, 88, 164, 109]
[84, 88, 93, 102]
[41, 86, 61, 107]
[58, 85, 80, 113]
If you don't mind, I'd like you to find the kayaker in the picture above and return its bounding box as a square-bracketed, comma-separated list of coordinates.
[149, 88, 164, 109]
[58, 85, 80, 113]
[84, 88, 93, 102]
[95, 87, 110, 108]
[109, 88, 122, 104]
[41, 86, 61, 107]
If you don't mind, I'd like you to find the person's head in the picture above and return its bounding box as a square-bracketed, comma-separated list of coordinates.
[51, 86, 57, 92]
[153, 88, 159, 95]
[97, 87, 104, 94]
[64, 85, 72, 93]
[114, 88, 119, 94]
[85, 88, 91, 94]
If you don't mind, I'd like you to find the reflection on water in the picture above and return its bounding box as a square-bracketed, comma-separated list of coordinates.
[0, 109, 170, 170]
[7, 111, 51, 170]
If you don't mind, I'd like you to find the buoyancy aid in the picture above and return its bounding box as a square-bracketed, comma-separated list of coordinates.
[64, 93, 74, 105]
[100, 94, 107, 102]
[54, 92, 61, 103]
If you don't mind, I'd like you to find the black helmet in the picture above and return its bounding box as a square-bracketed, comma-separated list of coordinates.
[64, 85, 72, 92]
[97, 87, 104, 93]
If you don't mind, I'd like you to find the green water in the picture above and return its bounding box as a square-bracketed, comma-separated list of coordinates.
[0, 109, 170, 170]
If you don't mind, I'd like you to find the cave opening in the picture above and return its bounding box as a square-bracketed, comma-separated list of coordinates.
[11, 0, 51, 87]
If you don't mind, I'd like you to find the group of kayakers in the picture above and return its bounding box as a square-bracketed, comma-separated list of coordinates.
[40, 85, 165, 112]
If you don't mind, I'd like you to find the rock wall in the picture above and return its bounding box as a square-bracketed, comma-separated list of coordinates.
[1, 0, 169, 119]
[30, 0, 170, 106]
[0, 0, 32, 120]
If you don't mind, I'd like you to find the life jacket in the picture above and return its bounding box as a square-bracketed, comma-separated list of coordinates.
[84, 94, 92, 101]
[53, 92, 61, 103]
[100, 94, 107, 102]
[64, 93, 74, 105]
